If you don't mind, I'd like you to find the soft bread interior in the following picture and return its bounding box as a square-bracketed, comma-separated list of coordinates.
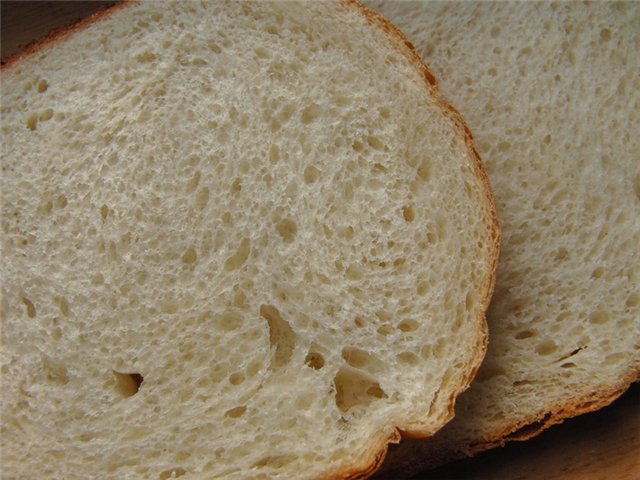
[0, 2, 498, 479]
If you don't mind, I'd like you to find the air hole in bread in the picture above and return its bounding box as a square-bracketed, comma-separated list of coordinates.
[303, 165, 319, 183]
[334, 366, 387, 413]
[417, 159, 431, 182]
[181, 246, 197, 264]
[515, 329, 537, 339]
[26, 112, 38, 131]
[113, 371, 143, 397]
[376, 324, 394, 336]
[465, 291, 476, 311]
[589, 310, 610, 324]
[301, 104, 321, 124]
[276, 219, 297, 243]
[345, 264, 363, 281]
[185, 171, 201, 193]
[604, 353, 626, 366]
[513, 379, 533, 387]
[396, 351, 419, 366]
[39, 109, 53, 122]
[402, 205, 415, 222]
[535, 339, 557, 355]
[21, 296, 36, 318]
[342, 347, 383, 371]
[229, 372, 245, 385]
[416, 281, 428, 296]
[56, 296, 70, 316]
[41, 355, 68, 384]
[252, 455, 296, 469]
[254, 47, 269, 59]
[230, 178, 242, 194]
[433, 337, 447, 359]
[36, 79, 48, 93]
[393, 258, 405, 267]
[305, 351, 325, 370]
[397, 319, 419, 332]
[367, 135, 384, 151]
[225, 406, 247, 419]
[100, 204, 109, 220]
[159, 467, 186, 479]
[260, 304, 296, 368]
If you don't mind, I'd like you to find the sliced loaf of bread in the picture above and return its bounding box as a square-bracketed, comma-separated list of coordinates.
[0, 1, 499, 479]
[364, 1, 640, 476]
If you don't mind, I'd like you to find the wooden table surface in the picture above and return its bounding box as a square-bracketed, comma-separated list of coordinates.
[2, 2, 639, 479]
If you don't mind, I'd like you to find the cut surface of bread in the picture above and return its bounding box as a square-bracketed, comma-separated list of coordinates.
[0, 2, 499, 479]
[363, 1, 640, 477]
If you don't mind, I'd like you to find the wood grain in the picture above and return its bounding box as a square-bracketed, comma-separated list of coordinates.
[1, 3, 638, 480]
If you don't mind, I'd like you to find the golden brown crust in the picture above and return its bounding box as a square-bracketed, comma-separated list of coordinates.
[0, 1, 129, 71]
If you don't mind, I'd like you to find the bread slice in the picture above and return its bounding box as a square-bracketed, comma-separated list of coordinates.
[0, 2, 499, 479]
[363, 1, 640, 476]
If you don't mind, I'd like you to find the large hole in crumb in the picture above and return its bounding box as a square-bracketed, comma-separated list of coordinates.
[341, 347, 384, 372]
[260, 305, 296, 368]
[334, 366, 387, 413]
[113, 370, 143, 397]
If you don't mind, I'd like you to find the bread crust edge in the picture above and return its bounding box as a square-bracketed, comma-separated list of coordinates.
[375, 371, 639, 479]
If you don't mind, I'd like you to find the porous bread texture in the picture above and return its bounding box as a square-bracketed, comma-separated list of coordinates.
[0, 1, 499, 479]
[364, 1, 640, 477]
